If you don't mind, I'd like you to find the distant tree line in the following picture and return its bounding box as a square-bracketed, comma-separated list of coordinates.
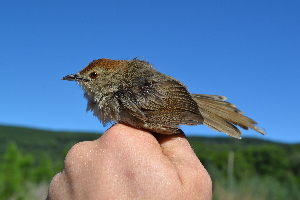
[0, 125, 299, 199]
[0, 143, 61, 199]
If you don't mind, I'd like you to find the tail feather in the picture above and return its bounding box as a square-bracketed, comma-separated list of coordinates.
[193, 94, 244, 114]
[192, 94, 266, 138]
[201, 111, 243, 138]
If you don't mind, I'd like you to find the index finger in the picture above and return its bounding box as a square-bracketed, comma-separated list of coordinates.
[154, 131, 212, 198]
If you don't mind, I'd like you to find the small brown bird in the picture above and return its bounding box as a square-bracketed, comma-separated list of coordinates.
[62, 58, 265, 139]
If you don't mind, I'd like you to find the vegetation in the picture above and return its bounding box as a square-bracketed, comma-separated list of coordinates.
[0, 125, 299, 199]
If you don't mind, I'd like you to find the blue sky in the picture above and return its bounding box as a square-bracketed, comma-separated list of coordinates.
[1, 1, 299, 143]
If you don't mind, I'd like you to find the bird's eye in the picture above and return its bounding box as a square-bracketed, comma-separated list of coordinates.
[90, 72, 98, 79]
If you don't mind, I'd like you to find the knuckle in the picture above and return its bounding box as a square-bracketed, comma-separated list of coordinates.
[64, 141, 94, 170]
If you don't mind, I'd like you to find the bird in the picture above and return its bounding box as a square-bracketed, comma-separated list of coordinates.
[62, 58, 266, 139]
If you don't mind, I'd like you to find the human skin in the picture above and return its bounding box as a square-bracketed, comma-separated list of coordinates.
[47, 124, 212, 200]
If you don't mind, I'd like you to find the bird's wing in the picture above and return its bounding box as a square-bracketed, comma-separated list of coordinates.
[115, 79, 203, 129]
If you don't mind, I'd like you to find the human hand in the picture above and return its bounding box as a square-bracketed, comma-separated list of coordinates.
[47, 124, 212, 200]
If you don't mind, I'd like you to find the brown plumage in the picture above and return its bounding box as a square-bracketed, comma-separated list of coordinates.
[62, 58, 266, 139]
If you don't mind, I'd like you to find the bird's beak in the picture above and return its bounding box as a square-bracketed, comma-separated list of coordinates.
[62, 74, 88, 82]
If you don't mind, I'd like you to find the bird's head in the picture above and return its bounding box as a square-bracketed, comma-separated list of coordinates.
[62, 58, 129, 95]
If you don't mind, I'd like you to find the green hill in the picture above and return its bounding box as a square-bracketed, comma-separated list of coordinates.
[1, 124, 299, 159]
[0, 124, 299, 199]
[1, 124, 299, 165]
[0, 125, 101, 162]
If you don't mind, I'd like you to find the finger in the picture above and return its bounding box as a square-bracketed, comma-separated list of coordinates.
[96, 123, 181, 180]
[59, 124, 183, 199]
[154, 131, 212, 198]
[47, 172, 72, 199]
[106, 124, 212, 199]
